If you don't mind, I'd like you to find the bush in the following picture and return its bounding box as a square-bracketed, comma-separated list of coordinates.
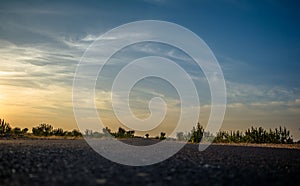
[0, 119, 11, 137]
[22, 128, 28, 134]
[53, 128, 66, 136]
[71, 129, 82, 137]
[189, 123, 204, 143]
[12, 127, 22, 136]
[213, 126, 293, 144]
[108, 127, 136, 138]
[32, 123, 53, 136]
[159, 132, 166, 140]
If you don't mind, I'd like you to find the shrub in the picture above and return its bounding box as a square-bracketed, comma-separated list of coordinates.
[53, 128, 66, 136]
[189, 123, 204, 143]
[145, 133, 149, 139]
[32, 123, 53, 136]
[159, 132, 166, 140]
[71, 129, 82, 137]
[12, 127, 22, 136]
[0, 119, 11, 137]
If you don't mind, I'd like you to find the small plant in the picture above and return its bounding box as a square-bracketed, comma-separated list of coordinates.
[189, 123, 204, 143]
[71, 129, 82, 137]
[0, 119, 11, 137]
[53, 128, 66, 136]
[159, 132, 166, 140]
[22, 128, 28, 134]
[12, 127, 22, 136]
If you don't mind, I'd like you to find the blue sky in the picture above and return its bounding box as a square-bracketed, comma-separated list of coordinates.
[0, 0, 299, 139]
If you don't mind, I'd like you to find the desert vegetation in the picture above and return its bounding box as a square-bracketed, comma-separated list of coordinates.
[0, 119, 28, 138]
[0, 118, 297, 144]
[213, 126, 294, 144]
[32, 123, 82, 137]
[0, 118, 82, 138]
[84, 127, 168, 140]
[84, 127, 135, 138]
[178, 122, 294, 144]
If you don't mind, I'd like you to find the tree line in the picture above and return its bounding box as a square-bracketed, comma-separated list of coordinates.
[0, 118, 82, 138]
[84, 126, 167, 140]
[32, 123, 82, 137]
[213, 126, 294, 144]
[0, 118, 29, 137]
[0, 118, 166, 139]
[0, 118, 297, 144]
[176, 122, 295, 144]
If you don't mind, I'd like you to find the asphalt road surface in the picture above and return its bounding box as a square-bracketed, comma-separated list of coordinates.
[1, 139, 300, 186]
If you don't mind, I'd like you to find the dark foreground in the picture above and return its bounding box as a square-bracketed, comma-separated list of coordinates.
[1, 139, 300, 186]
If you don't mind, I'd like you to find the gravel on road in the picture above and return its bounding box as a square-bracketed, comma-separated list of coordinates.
[0, 139, 300, 186]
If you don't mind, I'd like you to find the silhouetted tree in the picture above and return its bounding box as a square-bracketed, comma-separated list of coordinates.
[53, 128, 66, 136]
[71, 129, 82, 137]
[126, 130, 135, 138]
[0, 119, 11, 137]
[117, 127, 126, 138]
[145, 133, 149, 139]
[102, 127, 111, 135]
[12, 127, 22, 136]
[22, 128, 28, 134]
[189, 123, 204, 143]
[160, 132, 166, 140]
[32, 123, 53, 136]
[213, 125, 293, 144]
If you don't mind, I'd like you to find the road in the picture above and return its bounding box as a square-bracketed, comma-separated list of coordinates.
[0, 139, 299, 185]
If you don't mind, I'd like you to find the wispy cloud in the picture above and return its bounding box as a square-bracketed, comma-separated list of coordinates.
[0, 40, 80, 89]
[227, 81, 299, 104]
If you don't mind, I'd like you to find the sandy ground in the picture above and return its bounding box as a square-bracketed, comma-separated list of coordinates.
[212, 142, 300, 149]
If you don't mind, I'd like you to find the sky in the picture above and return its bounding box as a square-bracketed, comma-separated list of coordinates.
[0, 0, 300, 139]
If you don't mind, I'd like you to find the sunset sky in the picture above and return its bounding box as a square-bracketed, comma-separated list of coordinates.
[0, 0, 299, 139]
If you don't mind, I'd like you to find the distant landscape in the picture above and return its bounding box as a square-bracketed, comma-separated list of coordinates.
[1, 118, 297, 144]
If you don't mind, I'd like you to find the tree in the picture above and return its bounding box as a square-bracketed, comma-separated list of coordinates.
[190, 123, 204, 143]
[0, 119, 11, 137]
[12, 127, 22, 136]
[71, 129, 82, 137]
[117, 127, 126, 138]
[65, 131, 73, 137]
[213, 125, 293, 144]
[22, 128, 28, 134]
[102, 127, 111, 135]
[160, 132, 166, 140]
[32, 123, 53, 136]
[53, 128, 65, 136]
[145, 133, 149, 139]
[126, 130, 135, 138]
